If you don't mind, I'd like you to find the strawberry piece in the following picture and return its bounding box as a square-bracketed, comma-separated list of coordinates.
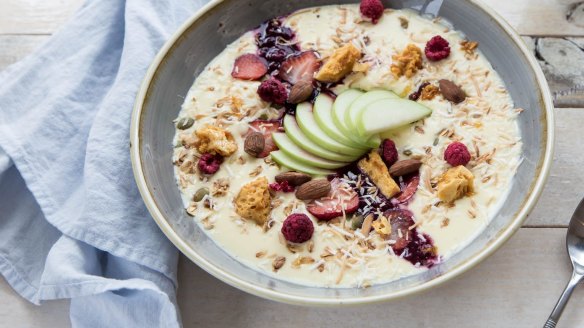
[231, 54, 268, 80]
[395, 174, 420, 203]
[384, 209, 415, 251]
[277, 51, 320, 84]
[247, 120, 282, 158]
[307, 178, 359, 221]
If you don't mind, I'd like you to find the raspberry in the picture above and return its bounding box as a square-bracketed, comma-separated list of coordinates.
[360, 0, 384, 24]
[444, 142, 471, 166]
[269, 180, 295, 192]
[197, 153, 223, 175]
[379, 139, 398, 167]
[425, 36, 451, 61]
[281, 213, 314, 243]
[257, 78, 288, 105]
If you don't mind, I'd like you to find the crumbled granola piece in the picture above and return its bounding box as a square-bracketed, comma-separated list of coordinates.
[234, 177, 272, 225]
[390, 44, 423, 78]
[315, 43, 362, 83]
[211, 178, 230, 197]
[352, 62, 371, 73]
[194, 125, 237, 156]
[436, 165, 475, 203]
[358, 151, 400, 198]
[420, 84, 440, 100]
[372, 215, 391, 236]
[460, 40, 479, 55]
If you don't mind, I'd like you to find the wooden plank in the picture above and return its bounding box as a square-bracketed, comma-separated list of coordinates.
[177, 229, 583, 328]
[525, 108, 584, 227]
[524, 36, 584, 107]
[0, 0, 82, 35]
[482, 0, 584, 36]
[0, 35, 49, 71]
[0, 0, 583, 36]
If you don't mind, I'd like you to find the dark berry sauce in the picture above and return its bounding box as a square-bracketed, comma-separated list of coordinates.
[255, 19, 300, 74]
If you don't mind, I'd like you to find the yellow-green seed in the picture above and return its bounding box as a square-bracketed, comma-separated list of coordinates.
[193, 187, 209, 202]
[177, 117, 195, 130]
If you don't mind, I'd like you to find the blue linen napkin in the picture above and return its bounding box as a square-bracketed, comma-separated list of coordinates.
[0, 0, 208, 326]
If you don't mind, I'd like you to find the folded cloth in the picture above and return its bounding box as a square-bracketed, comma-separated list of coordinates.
[0, 0, 208, 326]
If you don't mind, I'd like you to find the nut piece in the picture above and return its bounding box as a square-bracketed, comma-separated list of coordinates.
[272, 256, 286, 271]
[244, 132, 265, 157]
[275, 171, 312, 186]
[439, 79, 466, 104]
[234, 177, 272, 225]
[315, 43, 362, 83]
[287, 80, 314, 104]
[194, 125, 238, 156]
[436, 165, 475, 203]
[389, 159, 423, 177]
[391, 44, 423, 78]
[358, 151, 400, 198]
[295, 179, 331, 200]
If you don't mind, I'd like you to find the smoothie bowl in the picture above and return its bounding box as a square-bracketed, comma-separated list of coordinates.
[131, 0, 553, 304]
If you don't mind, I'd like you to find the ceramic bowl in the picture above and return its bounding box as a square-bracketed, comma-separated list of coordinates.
[131, 0, 554, 305]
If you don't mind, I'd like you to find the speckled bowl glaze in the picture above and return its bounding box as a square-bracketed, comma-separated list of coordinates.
[131, 0, 554, 305]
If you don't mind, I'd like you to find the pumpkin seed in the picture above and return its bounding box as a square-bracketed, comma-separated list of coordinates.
[433, 138, 439, 146]
[177, 117, 194, 130]
[193, 187, 209, 202]
[351, 215, 365, 230]
[403, 149, 412, 156]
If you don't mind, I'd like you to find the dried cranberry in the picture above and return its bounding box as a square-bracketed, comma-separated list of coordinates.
[269, 180, 295, 192]
[281, 213, 314, 243]
[380, 139, 398, 167]
[197, 153, 223, 175]
[257, 78, 288, 105]
[444, 142, 471, 166]
[425, 36, 451, 61]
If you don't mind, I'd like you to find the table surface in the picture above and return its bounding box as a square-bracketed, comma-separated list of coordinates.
[1, 0, 584, 327]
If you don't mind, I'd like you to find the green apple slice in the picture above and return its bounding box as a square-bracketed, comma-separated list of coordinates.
[313, 94, 368, 149]
[270, 151, 334, 176]
[357, 98, 432, 136]
[345, 89, 400, 133]
[283, 115, 360, 162]
[272, 133, 350, 169]
[331, 90, 381, 149]
[332, 89, 363, 136]
[296, 102, 366, 156]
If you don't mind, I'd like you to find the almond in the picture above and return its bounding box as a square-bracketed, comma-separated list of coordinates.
[439, 79, 466, 104]
[287, 80, 314, 104]
[389, 159, 423, 177]
[244, 132, 265, 157]
[275, 171, 312, 186]
[295, 179, 331, 200]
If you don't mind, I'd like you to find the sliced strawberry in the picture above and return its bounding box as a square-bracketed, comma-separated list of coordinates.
[231, 54, 268, 80]
[395, 174, 420, 203]
[247, 120, 282, 157]
[277, 51, 320, 84]
[307, 178, 359, 221]
[384, 209, 415, 251]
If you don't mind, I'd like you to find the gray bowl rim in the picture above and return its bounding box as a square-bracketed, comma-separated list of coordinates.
[130, 0, 555, 305]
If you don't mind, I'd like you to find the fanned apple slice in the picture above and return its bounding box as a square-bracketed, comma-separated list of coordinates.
[296, 102, 366, 156]
[283, 115, 360, 162]
[357, 98, 432, 136]
[345, 89, 399, 132]
[272, 133, 350, 169]
[270, 151, 334, 176]
[313, 94, 368, 149]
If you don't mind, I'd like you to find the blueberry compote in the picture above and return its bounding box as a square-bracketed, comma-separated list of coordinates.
[255, 18, 336, 115]
[255, 19, 299, 74]
[338, 167, 438, 268]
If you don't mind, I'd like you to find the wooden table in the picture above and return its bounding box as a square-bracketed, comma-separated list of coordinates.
[1, 0, 583, 327]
